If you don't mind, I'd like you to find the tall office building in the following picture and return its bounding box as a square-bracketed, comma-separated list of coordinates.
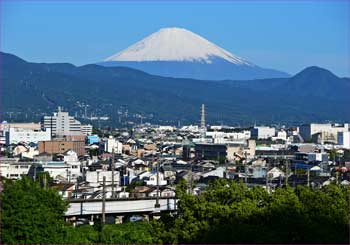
[42, 107, 82, 137]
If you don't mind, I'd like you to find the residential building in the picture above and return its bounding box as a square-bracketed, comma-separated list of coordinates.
[250, 126, 276, 139]
[0, 158, 31, 179]
[42, 106, 82, 137]
[5, 127, 51, 144]
[195, 143, 227, 160]
[34, 161, 81, 182]
[104, 136, 123, 154]
[85, 170, 120, 187]
[338, 131, 350, 149]
[81, 124, 93, 136]
[145, 172, 167, 186]
[299, 123, 349, 142]
[38, 140, 85, 156]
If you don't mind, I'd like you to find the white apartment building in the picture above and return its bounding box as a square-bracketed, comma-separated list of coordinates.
[0, 158, 31, 180]
[145, 172, 167, 186]
[338, 131, 350, 149]
[86, 170, 120, 187]
[272, 130, 287, 141]
[35, 161, 81, 182]
[206, 130, 251, 144]
[1, 122, 42, 144]
[81, 124, 93, 136]
[42, 107, 82, 137]
[250, 126, 276, 139]
[299, 123, 349, 142]
[5, 127, 51, 144]
[104, 136, 123, 154]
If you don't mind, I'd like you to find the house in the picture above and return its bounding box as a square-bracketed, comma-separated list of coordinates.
[267, 167, 285, 179]
[0, 160, 31, 180]
[85, 169, 120, 187]
[52, 183, 76, 199]
[201, 166, 225, 178]
[145, 172, 167, 186]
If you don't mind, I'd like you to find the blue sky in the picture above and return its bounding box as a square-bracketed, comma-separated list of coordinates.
[1, 1, 349, 76]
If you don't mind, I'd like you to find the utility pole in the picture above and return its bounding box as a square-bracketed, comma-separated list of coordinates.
[43, 173, 47, 189]
[285, 158, 289, 187]
[244, 152, 248, 184]
[155, 161, 160, 208]
[111, 148, 115, 198]
[34, 165, 37, 182]
[189, 162, 193, 195]
[265, 161, 269, 191]
[307, 168, 310, 187]
[102, 176, 106, 225]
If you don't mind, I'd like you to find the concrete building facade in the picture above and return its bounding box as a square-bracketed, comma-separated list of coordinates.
[250, 126, 276, 139]
[300, 123, 349, 142]
[38, 140, 85, 156]
[6, 127, 51, 144]
[338, 131, 350, 149]
[42, 107, 82, 137]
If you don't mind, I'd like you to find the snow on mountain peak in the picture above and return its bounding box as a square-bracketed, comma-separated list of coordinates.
[104, 27, 253, 66]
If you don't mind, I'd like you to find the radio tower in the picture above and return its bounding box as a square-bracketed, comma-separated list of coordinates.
[200, 104, 206, 140]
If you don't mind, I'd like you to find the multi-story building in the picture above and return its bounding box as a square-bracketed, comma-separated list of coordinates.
[195, 143, 227, 160]
[33, 160, 81, 182]
[250, 126, 276, 139]
[0, 122, 42, 144]
[338, 131, 350, 149]
[81, 124, 93, 136]
[104, 136, 123, 154]
[300, 123, 349, 142]
[42, 107, 82, 137]
[5, 127, 51, 144]
[0, 158, 31, 180]
[38, 140, 85, 156]
[86, 170, 120, 187]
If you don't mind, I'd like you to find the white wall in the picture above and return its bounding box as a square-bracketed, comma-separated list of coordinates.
[338, 131, 350, 149]
[86, 170, 120, 186]
[6, 128, 51, 144]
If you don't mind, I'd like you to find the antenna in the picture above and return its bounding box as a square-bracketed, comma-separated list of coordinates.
[200, 104, 205, 129]
[200, 104, 206, 140]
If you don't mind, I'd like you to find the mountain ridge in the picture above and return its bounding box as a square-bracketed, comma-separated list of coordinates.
[1, 51, 349, 125]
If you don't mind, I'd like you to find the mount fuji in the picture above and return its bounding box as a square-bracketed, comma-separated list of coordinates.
[99, 27, 290, 80]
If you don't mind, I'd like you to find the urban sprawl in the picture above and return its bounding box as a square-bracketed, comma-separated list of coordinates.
[1, 105, 350, 225]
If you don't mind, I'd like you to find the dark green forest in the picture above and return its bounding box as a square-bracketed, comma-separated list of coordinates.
[2, 52, 350, 125]
[1, 177, 349, 244]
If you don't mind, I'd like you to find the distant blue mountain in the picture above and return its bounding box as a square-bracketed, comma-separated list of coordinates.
[1, 51, 349, 125]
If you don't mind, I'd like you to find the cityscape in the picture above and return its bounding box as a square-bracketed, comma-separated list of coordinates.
[1, 1, 350, 244]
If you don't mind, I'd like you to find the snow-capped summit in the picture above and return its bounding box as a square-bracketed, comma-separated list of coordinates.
[100, 27, 289, 80]
[105, 27, 253, 66]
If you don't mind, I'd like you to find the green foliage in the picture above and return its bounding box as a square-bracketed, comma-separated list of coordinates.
[155, 179, 350, 244]
[101, 222, 157, 244]
[89, 148, 99, 157]
[2, 177, 349, 244]
[63, 225, 99, 244]
[125, 180, 144, 192]
[1, 177, 68, 244]
[35, 171, 53, 187]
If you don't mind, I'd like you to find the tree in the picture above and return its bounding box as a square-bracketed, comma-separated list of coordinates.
[100, 222, 156, 244]
[1, 177, 68, 244]
[153, 179, 350, 244]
